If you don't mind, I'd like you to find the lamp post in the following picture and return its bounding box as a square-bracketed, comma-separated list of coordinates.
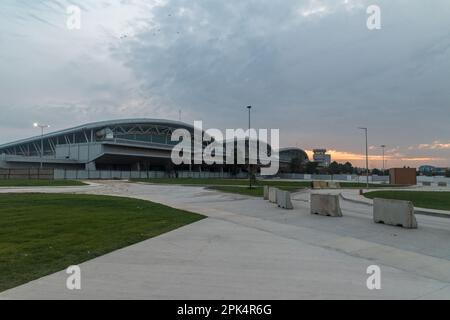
[34, 123, 50, 169]
[380, 145, 386, 175]
[358, 127, 369, 188]
[247, 105, 252, 189]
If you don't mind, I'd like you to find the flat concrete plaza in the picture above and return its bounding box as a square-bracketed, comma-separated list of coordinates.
[1, 181, 450, 299]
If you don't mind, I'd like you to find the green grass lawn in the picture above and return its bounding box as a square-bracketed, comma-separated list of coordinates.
[364, 191, 450, 211]
[0, 194, 204, 292]
[132, 178, 396, 190]
[0, 180, 86, 187]
[208, 185, 302, 197]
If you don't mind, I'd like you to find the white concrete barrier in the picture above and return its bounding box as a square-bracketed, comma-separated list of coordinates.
[276, 189, 293, 209]
[263, 186, 269, 200]
[312, 181, 328, 189]
[310, 194, 343, 217]
[328, 181, 341, 189]
[373, 198, 418, 229]
[268, 187, 278, 203]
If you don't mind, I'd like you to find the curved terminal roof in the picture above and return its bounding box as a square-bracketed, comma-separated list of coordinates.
[278, 147, 309, 162]
[0, 118, 195, 149]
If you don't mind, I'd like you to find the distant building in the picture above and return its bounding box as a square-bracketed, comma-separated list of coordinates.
[390, 168, 417, 185]
[313, 149, 331, 167]
[418, 165, 447, 176]
[0, 118, 270, 174]
[278, 147, 309, 173]
[279, 147, 309, 164]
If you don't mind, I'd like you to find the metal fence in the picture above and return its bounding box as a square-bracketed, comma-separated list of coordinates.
[277, 173, 390, 183]
[2, 168, 449, 186]
[54, 169, 247, 180]
[0, 168, 54, 180]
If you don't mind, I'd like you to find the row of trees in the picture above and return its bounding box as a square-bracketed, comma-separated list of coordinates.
[289, 158, 357, 175]
[289, 158, 391, 175]
[290, 157, 450, 177]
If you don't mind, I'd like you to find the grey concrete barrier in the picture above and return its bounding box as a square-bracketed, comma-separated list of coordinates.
[373, 198, 418, 229]
[422, 181, 432, 186]
[438, 182, 448, 187]
[263, 186, 269, 200]
[268, 187, 278, 203]
[276, 189, 293, 209]
[328, 181, 341, 189]
[312, 181, 329, 189]
[310, 194, 343, 217]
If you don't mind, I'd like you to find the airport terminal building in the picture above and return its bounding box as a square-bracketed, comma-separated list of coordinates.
[0, 118, 309, 177]
[0, 119, 195, 171]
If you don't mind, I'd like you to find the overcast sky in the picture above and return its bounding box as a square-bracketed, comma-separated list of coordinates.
[0, 0, 449, 168]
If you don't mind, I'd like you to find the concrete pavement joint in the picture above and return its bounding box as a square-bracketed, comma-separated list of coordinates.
[2, 181, 450, 299]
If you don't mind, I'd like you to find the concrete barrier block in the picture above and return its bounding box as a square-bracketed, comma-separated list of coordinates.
[268, 187, 278, 203]
[438, 182, 447, 187]
[328, 181, 341, 189]
[310, 194, 343, 217]
[312, 181, 329, 189]
[373, 198, 418, 229]
[276, 190, 293, 209]
[263, 186, 269, 200]
[312, 181, 321, 189]
[422, 181, 432, 186]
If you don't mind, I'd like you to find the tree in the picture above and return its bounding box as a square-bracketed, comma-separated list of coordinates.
[326, 161, 354, 175]
[371, 168, 382, 176]
[328, 161, 340, 174]
[306, 162, 319, 174]
[343, 162, 354, 174]
[290, 157, 306, 174]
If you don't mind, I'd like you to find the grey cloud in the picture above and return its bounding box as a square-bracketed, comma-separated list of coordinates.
[0, 0, 449, 166]
[112, 0, 449, 164]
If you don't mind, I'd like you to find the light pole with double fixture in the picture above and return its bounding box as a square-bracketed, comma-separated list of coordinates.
[34, 123, 50, 169]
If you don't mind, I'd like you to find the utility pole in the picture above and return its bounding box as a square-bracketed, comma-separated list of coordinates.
[358, 127, 369, 188]
[247, 106, 252, 189]
[34, 123, 50, 169]
[380, 145, 386, 175]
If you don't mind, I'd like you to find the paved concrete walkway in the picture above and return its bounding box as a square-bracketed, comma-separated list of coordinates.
[1, 181, 450, 299]
[337, 189, 450, 218]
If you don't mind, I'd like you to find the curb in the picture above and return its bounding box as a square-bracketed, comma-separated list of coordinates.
[339, 193, 450, 219]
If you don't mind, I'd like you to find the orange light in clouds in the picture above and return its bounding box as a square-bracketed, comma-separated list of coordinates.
[305, 150, 446, 168]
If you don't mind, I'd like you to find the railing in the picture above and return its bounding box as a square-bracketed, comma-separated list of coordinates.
[54, 169, 246, 180]
[0, 168, 54, 180]
[276, 173, 390, 183]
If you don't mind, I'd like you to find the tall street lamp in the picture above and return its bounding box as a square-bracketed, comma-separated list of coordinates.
[358, 127, 369, 188]
[247, 105, 252, 189]
[34, 123, 50, 169]
[380, 145, 386, 175]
